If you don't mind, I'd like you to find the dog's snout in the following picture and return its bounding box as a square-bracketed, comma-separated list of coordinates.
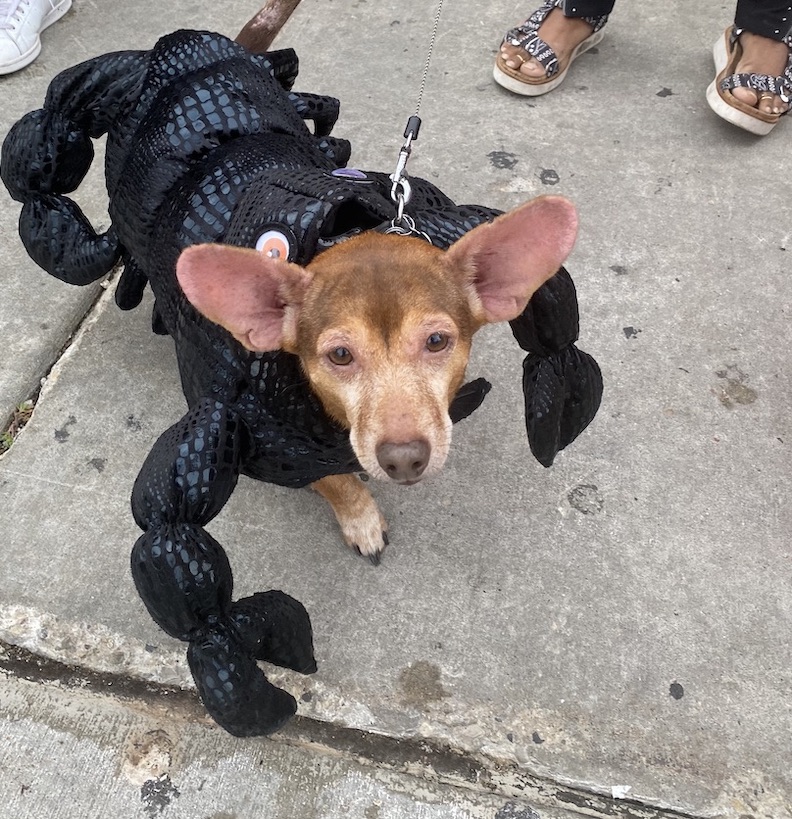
[376, 440, 430, 483]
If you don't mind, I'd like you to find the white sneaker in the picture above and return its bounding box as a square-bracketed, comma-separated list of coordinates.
[0, 0, 72, 75]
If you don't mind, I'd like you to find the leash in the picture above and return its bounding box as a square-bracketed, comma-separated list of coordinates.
[385, 0, 445, 241]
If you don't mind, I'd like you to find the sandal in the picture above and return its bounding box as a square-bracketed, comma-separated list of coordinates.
[706, 26, 792, 135]
[493, 0, 608, 97]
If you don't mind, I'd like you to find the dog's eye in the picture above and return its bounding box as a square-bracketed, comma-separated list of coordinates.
[426, 332, 449, 352]
[328, 347, 353, 366]
[256, 230, 290, 259]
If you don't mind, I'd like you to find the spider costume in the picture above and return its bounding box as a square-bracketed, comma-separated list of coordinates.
[1, 29, 602, 736]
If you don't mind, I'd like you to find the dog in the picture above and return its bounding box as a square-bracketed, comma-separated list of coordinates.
[176, 197, 577, 560]
[1, 23, 600, 736]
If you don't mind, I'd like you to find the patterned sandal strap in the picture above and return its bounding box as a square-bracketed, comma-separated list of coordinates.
[505, 30, 560, 77]
[726, 25, 792, 108]
[507, 0, 608, 41]
[505, 0, 563, 43]
[720, 73, 792, 107]
[503, 0, 608, 80]
[579, 13, 609, 33]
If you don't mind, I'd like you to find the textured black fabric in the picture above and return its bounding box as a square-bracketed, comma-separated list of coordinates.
[186, 619, 299, 736]
[1, 29, 602, 736]
[561, 0, 792, 42]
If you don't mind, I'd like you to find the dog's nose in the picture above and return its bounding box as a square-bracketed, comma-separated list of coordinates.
[376, 440, 430, 482]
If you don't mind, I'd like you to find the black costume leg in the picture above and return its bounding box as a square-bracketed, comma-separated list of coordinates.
[510, 268, 603, 468]
[130, 397, 316, 736]
[0, 51, 149, 284]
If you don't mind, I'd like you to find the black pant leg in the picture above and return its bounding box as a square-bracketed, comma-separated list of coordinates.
[563, 0, 617, 17]
[735, 0, 792, 40]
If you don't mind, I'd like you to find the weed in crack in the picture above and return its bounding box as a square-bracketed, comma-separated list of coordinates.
[0, 398, 36, 455]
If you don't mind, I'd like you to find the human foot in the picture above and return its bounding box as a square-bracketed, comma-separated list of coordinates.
[493, 0, 608, 96]
[0, 0, 71, 76]
[730, 31, 790, 114]
[706, 26, 792, 135]
[500, 8, 597, 80]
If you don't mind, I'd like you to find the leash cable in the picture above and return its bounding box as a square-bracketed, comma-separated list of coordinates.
[387, 0, 445, 239]
[414, 0, 445, 118]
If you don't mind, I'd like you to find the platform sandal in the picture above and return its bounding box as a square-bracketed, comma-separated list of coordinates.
[706, 26, 792, 135]
[493, 0, 608, 96]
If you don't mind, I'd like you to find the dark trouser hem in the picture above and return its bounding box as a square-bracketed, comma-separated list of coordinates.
[562, 0, 616, 17]
[735, 0, 792, 41]
[561, 0, 792, 42]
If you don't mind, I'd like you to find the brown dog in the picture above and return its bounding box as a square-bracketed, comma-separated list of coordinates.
[176, 195, 577, 562]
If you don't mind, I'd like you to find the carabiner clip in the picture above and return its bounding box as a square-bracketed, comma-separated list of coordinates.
[389, 115, 422, 207]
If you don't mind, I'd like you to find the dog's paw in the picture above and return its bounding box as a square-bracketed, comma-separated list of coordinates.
[311, 474, 389, 565]
[342, 506, 388, 565]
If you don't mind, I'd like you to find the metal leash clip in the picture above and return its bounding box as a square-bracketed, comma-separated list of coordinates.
[387, 116, 432, 243]
[383, 212, 431, 243]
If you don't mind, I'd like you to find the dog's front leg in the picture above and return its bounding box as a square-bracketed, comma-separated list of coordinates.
[311, 474, 388, 565]
[130, 397, 315, 736]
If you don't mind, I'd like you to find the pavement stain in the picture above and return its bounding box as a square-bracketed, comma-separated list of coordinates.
[713, 365, 758, 409]
[495, 803, 540, 819]
[399, 660, 449, 707]
[654, 177, 673, 194]
[567, 484, 604, 516]
[364, 803, 381, 819]
[488, 151, 518, 170]
[121, 728, 174, 787]
[141, 774, 180, 818]
[54, 414, 77, 442]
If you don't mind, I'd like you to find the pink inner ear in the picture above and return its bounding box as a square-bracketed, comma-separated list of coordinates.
[176, 244, 309, 351]
[446, 196, 578, 323]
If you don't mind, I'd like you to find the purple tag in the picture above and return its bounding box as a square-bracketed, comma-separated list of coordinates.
[331, 168, 369, 180]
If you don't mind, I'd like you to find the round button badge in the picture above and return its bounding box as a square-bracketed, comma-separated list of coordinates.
[255, 229, 291, 259]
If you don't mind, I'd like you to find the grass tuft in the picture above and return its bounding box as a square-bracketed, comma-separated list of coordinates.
[0, 400, 35, 455]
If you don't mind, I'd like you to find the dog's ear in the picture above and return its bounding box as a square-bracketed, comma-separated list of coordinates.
[176, 244, 312, 351]
[444, 195, 578, 323]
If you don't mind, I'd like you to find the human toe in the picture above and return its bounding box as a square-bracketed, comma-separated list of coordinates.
[731, 85, 759, 107]
[732, 85, 788, 115]
[500, 44, 545, 77]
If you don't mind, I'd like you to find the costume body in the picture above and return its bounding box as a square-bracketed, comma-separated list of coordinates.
[1, 30, 602, 735]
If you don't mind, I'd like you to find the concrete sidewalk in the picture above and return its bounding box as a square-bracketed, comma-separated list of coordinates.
[1, 1, 790, 817]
